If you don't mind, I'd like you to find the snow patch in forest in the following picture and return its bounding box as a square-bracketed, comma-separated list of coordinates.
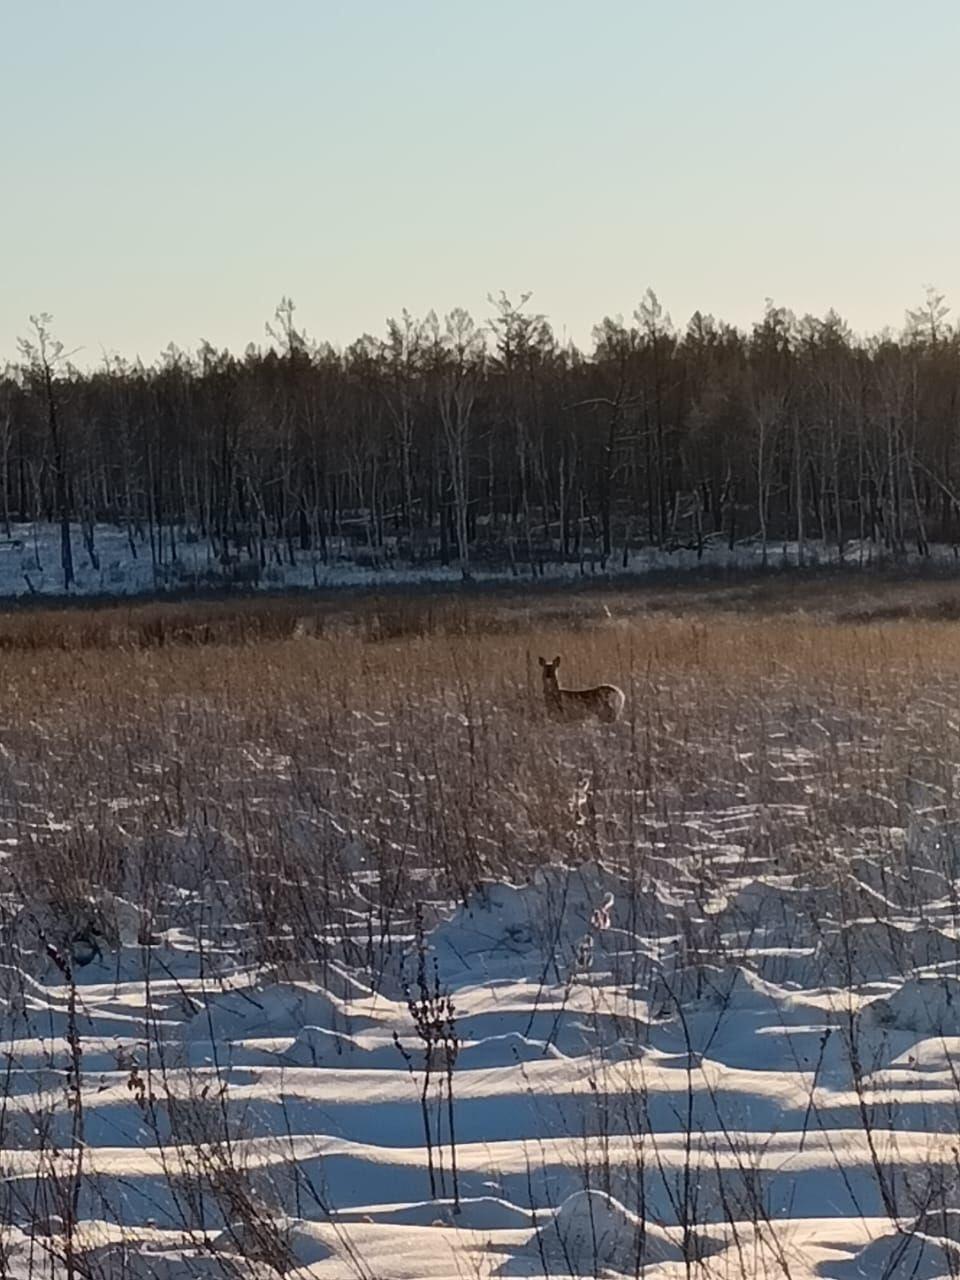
[1, 519, 956, 599]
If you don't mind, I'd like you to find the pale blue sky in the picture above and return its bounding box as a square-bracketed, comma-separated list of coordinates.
[2, 0, 958, 364]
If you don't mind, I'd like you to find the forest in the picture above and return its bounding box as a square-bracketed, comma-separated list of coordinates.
[2, 287, 959, 588]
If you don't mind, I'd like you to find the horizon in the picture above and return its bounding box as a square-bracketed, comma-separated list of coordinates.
[4, 0, 959, 366]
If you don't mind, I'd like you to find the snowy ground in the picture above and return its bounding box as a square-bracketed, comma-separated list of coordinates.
[4, 783, 960, 1273]
[3, 602, 960, 1277]
[0, 520, 956, 599]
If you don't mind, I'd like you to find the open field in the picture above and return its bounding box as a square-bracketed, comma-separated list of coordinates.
[3, 583, 960, 1276]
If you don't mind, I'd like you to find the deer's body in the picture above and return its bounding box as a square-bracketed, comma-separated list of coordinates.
[539, 656, 625, 724]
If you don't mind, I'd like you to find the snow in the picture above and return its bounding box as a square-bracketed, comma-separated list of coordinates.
[829, 1223, 960, 1280]
[6, 585, 960, 1275]
[511, 1189, 722, 1273]
[2, 822, 960, 1279]
[2, 520, 959, 599]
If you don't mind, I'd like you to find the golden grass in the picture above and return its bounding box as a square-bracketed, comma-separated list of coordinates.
[2, 576, 959, 978]
[1, 567, 960, 655]
[2, 598, 958, 885]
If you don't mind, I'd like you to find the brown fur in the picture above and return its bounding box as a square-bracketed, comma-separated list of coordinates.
[539, 655, 625, 724]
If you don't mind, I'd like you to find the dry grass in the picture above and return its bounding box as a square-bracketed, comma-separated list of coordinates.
[3, 586, 960, 947]
[3, 565, 960, 653]
[3, 585, 960, 1267]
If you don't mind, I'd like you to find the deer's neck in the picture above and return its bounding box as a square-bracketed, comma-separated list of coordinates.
[543, 676, 563, 707]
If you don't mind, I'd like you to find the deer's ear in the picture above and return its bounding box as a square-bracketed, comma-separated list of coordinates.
[538, 656, 546, 667]
[554, 656, 561, 668]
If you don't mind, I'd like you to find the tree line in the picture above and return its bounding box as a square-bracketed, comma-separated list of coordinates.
[2, 288, 958, 588]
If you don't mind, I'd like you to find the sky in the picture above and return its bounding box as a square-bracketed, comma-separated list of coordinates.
[2, 0, 958, 366]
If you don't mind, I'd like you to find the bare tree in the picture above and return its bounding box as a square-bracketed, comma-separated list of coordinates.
[18, 315, 75, 589]
[436, 309, 484, 580]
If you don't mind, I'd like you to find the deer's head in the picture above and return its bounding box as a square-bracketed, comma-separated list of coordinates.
[539, 655, 561, 683]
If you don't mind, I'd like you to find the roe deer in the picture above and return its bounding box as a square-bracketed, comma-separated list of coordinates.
[539, 656, 625, 724]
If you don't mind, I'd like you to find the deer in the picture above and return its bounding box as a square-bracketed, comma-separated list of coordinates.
[538, 656, 625, 724]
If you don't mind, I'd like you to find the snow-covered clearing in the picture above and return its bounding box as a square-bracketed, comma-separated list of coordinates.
[2, 613, 960, 1276]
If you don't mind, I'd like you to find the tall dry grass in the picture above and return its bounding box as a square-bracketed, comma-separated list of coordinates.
[2, 596, 959, 948]
[1, 566, 960, 654]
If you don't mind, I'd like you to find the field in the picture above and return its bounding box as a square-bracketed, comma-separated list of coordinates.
[3, 579, 960, 1277]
